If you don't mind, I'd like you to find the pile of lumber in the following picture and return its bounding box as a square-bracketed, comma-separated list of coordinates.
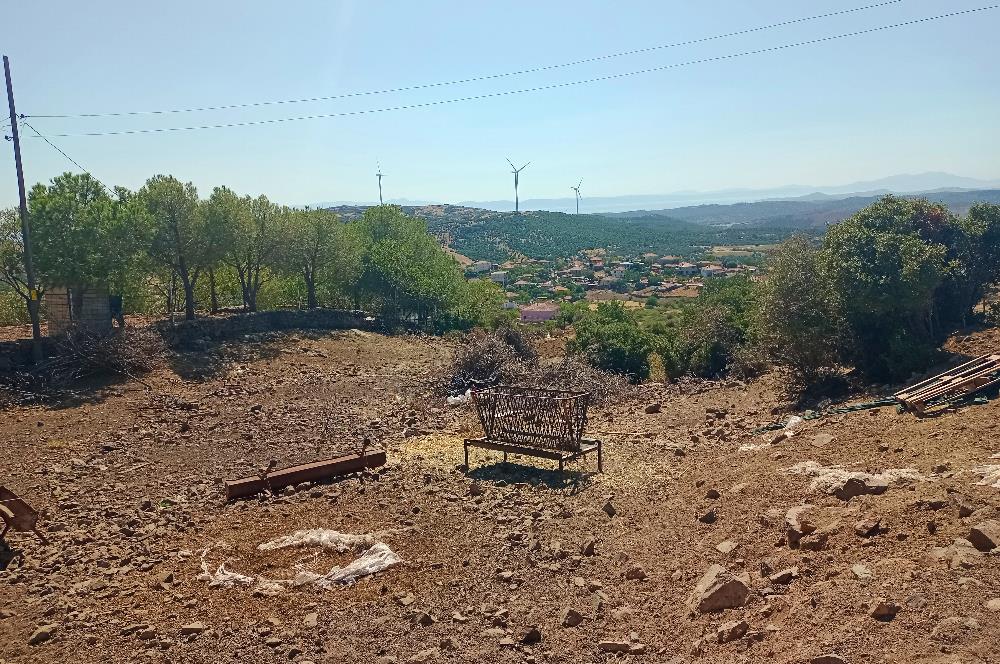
[895, 354, 1000, 414]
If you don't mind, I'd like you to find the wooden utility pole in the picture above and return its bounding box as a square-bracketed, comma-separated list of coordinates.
[4, 55, 43, 363]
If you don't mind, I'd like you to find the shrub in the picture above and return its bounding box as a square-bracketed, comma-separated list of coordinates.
[0, 289, 29, 326]
[448, 325, 537, 393]
[755, 235, 844, 382]
[568, 302, 651, 381]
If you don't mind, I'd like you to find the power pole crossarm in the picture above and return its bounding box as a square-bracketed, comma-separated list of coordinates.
[4, 55, 43, 363]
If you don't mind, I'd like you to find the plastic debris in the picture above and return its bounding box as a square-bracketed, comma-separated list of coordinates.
[199, 531, 402, 591]
[446, 390, 471, 406]
[196, 549, 254, 588]
[258, 529, 373, 554]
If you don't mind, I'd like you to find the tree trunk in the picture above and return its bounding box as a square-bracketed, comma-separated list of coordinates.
[304, 268, 318, 309]
[306, 280, 318, 309]
[180, 272, 196, 321]
[208, 268, 220, 314]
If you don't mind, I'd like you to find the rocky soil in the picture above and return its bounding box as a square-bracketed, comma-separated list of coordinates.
[1, 327, 998, 663]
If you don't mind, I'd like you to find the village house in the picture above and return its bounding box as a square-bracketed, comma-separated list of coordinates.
[674, 262, 699, 277]
[700, 264, 725, 278]
[468, 260, 493, 274]
[519, 301, 560, 323]
[489, 271, 508, 285]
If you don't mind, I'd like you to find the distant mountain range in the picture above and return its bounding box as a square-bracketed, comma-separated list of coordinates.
[325, 187, 1000, 262]
[313, 172, 1000, 214]
[607, 189, 1000, 228]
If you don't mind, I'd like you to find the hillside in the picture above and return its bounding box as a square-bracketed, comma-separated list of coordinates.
[325, 190, 1000, 262]
[325, 205, 800, 262]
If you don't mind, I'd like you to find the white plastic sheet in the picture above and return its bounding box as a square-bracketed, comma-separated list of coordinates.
[198, 530, 402, 592]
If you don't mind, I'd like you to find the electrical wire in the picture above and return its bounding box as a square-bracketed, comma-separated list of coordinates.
[20, 119, 114, 192]
[27, 1, 907, 119]
[26, 5, 998, 139]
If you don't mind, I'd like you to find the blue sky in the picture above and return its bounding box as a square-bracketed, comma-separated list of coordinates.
[2, 0, 998, 207]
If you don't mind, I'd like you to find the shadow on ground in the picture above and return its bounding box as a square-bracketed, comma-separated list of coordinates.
[165, 338, 282, 380]
[466, 460, 599, 494]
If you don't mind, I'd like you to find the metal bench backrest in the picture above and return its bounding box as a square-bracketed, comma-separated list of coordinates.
[472, 386, 590, 452]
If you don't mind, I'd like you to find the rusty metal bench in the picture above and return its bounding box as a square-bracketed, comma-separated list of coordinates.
[464, 386, 603, 475]
[0, 486, 45, 541]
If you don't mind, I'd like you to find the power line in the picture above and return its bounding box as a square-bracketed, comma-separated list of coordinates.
[28, 1, 907, 119]
[20, 119, 113, 192]
[27, 5, 998, 139]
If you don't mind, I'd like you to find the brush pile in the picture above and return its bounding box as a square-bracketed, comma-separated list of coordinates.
[0, 326, 163, 400]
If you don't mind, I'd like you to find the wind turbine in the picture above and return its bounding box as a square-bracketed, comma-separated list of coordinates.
[571, 179, 582, 214]
[375, 163, 385, 205]
[506, 158, 530, 213]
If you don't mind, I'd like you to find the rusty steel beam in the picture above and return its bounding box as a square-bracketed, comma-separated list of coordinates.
[224, 450, 387, 501]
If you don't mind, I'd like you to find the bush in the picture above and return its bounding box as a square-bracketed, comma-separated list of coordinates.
[755, 235, 844, 382]
[567, 302, 652, 380]
[448, 325, 536, 393]
[0, 290, 29, 326]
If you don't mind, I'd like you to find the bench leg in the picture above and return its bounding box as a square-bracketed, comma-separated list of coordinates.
[503, 451, 508, 466]
[464, 442, 469, 471]
[597, 440, 603, 473]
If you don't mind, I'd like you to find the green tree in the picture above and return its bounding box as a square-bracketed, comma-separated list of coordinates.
[139, 175, 210, 321]
[28, 173, 149, 294]
[227, 195, 288, 312]
[957, 202, 1000, 319]
[755, 235, 844, 381]
[286, 208, 362, 308]
[821, 196, 948, 379]
[0, 207, 36, 326]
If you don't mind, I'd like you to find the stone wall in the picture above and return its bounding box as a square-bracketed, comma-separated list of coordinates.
[0, 309, 376, 373]
[155, 309, 377, 349]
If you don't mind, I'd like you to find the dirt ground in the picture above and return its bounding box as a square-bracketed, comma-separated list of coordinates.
[1, 326, 998, 663]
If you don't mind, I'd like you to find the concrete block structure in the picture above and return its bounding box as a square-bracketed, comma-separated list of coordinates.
[46, 286, 114, 336]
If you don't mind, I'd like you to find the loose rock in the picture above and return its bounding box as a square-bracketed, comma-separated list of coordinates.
[688, 565, 751, 613]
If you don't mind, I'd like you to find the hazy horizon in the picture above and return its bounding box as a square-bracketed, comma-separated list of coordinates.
[313, 171, 1000, 213]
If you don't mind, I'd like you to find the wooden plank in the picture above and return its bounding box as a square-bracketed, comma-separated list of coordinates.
[896, 354, 1000, 405]
[895, 355, 999, 398]
[224, 450, 386, 501]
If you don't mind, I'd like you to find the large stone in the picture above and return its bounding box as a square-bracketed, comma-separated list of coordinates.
[625, 565, 647, 581]
[598, 641, 631, 653]
[871, 599, 899, 621]
[968, 520, 1000, 552]
[688, 565, 751, 613]
[768, 567, 798, 585]
[834, 477, 888, 501]
[930, 616, 980, 643]
[925, 538, 983, 569]
[561, 608, 584, 627]
[28, 624, 57, 646]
